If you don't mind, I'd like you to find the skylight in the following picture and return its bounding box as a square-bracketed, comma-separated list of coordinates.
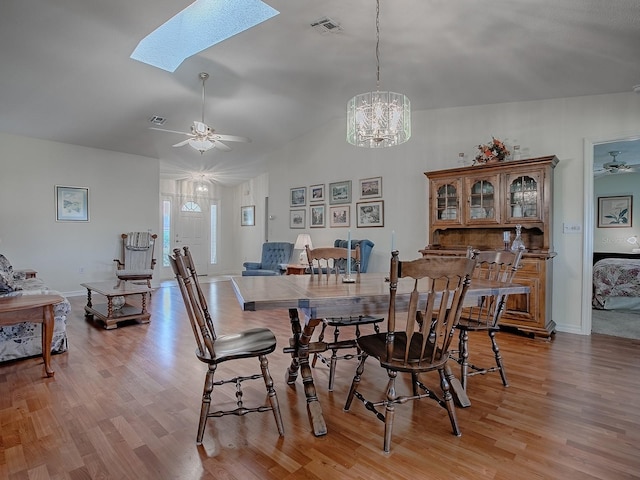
[130, 0, 279, 72]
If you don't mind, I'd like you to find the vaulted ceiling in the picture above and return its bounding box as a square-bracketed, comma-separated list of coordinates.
[1, 0, 639, 184]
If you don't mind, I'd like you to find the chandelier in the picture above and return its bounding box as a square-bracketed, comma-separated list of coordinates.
[195, 174, 209, 193]
[347, 0, 411, 148]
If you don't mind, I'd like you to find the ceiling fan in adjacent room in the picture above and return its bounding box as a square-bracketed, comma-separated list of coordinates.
[594, 150, 640, 176]
[150, 72, 250, 154]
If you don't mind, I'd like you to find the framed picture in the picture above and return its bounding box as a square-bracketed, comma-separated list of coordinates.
[310, 204, 326, 228]
[329, 180, 352, 205]
[290, 187, 306, 207]
[330, 205, 350, 228]
[55, 185, 89, 222]
[359, 176, 382, 199]
[356, 200, 384, 228]
[290, 209, 306, 229]
[309, 184, 325, 203]
[598, 195, 632, 228]
[240, 205, 255, 226]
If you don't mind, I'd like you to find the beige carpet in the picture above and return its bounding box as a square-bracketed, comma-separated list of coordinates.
[592, 308, 640, 339]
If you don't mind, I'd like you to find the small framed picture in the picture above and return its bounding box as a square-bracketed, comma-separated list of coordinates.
[598, 195, 632, 228]
[309, 184, 325, 203]
[55, 185, 89, 222]
[290, 209, 306, 229]
[290, 187, 306, 207]
[330, 205, 350, 228]
[356, 200, 384, 228]
[310, 204, 326, 228]
[241, 205, 255, 226]
[329, 180, 352, 205]
[359, 176, 382, 199]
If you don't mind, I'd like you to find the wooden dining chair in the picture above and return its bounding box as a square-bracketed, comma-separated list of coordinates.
[169, 246, 284, 444]
[343, 252, 476, 452]
[305, 245, 384, 391]
[451, 249, 523, 390]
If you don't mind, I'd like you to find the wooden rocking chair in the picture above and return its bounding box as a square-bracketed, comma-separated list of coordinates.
[113, 232, 157, 289]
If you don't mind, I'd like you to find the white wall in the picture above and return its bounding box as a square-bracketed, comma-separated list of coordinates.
[594, 172, 640, 252]
[0, 132, 159, 294]
[261, 92, 640, 335]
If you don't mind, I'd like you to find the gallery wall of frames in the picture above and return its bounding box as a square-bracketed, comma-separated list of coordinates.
[289, 177, 384, 229]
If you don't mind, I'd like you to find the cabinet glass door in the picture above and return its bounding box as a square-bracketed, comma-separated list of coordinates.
[467, 178, 497, 222]
[508, 174, 539, 220]
[435, 182, 460, 222]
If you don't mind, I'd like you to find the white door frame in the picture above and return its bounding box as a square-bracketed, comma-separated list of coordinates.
[581, 132, 640, 335]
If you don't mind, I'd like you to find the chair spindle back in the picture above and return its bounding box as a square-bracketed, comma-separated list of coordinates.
[169, 246, 217, 359]
[387, 252, 476, 365]
[464, 250, 523, 328]
[306, 245, 361, 282]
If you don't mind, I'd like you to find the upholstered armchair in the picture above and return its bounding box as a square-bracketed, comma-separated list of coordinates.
[242, 242, 294, 276]
[333, 239, 374, 273]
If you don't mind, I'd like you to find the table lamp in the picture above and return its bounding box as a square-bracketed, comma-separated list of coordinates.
[294, 233, 313, 264]
[627, 235, 640, 253]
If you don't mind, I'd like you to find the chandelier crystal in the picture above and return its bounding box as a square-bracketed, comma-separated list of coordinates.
[347, 0, 411, 148]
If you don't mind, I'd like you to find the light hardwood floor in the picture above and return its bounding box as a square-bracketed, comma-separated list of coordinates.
[1, 280, 639, 479]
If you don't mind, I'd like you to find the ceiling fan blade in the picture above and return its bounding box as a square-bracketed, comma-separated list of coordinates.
[150, 127, 192, 136]
[172, 139, 191, 147]
[213, 140, 232, 152]
[212, 133, 251, 143]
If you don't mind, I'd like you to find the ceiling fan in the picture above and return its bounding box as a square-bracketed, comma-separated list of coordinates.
[150, 72, 250, 154]
[594, 151, 640, 176]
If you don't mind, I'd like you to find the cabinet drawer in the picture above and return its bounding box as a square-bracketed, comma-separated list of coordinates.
[516, 259, 541, 274]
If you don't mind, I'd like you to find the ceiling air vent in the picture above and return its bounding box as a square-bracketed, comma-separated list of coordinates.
[311, 17, 342, 34]
[148, 115, 167, 126]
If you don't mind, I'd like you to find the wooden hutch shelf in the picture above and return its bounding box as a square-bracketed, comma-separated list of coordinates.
[422, 156, 559, 338]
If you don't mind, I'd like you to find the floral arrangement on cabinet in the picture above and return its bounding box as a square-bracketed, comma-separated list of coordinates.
[474, 137, 510, 164]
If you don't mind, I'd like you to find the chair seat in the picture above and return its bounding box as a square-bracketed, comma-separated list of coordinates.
[241, 270, 279, 276]
[117, 269, 154, 277]
[456, 317, 500, 331]
[325, 315, 384, 327]
[358, 332, 449, 373]
[197, 327, 277, 364]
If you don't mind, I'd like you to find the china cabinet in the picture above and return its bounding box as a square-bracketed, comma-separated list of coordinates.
[422, 156, 558, 337]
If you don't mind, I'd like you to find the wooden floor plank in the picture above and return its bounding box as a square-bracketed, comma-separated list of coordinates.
[1, 280, 639, 479]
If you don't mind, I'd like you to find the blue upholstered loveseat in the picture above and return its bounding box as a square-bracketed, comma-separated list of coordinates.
[333, 238, 374, 273]
[242, 242, 294, 276]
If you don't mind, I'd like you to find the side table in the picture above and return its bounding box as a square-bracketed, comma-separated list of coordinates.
[286, 264, 308, 275]
[0, 294, 65, 377]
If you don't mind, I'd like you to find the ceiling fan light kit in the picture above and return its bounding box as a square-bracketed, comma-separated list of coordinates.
[596, 150, 640, 176]
[150, 72, 250, 154]
[346, 0, 411, 148]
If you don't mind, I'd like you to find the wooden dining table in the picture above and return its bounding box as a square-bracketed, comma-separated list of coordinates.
[231, 272, 529, 437]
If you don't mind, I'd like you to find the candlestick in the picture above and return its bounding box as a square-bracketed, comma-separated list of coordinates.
[346, 230, 352, 278]
[502, 231, 510, 251]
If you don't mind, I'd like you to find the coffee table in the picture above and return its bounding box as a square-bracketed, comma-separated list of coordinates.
[81, 281, 151, 329]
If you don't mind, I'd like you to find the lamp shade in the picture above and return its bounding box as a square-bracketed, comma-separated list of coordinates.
[294, 234, 313, 250]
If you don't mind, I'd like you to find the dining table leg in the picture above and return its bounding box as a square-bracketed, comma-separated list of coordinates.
[285, 308, 301, 384]
[284, 308, 327, 436]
